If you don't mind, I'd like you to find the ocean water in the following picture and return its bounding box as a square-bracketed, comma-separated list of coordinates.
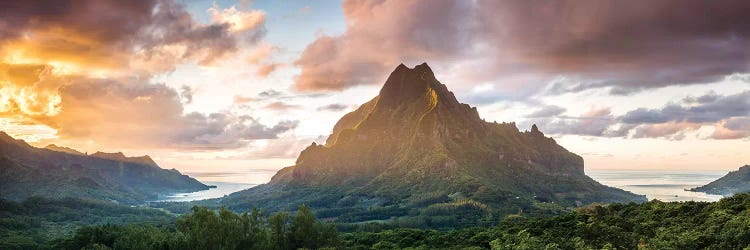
[157, 169, 730, 203]
[586, 169, 727, 202]
[155, 169, 274, 202]
[156, 182, 256, 202]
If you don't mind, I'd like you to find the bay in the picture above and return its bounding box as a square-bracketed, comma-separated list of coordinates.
[587, 169, 727, 202]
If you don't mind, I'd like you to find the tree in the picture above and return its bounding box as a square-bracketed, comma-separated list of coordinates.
[269, 211, 289, 249]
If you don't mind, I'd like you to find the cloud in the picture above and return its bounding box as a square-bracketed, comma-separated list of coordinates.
[0, 65, 297, 150]
[527, 107, 622, 137]
[232, 89, 288, 105]
[527, 91, 750, 140]
[233, 95, 257, 104]
[256, 63, 282, 77]
[208, 4, 265, 33]
[631, 122, 701, 140]
[294, 0, 750, 95]
[293, 0, 475, 91]
[711, 118, 750, 139]
[264, 101, 299, 111]
[247, 134, 326, 159]
[526, 90, 750, 140]
[0, 63, 63, 117]
[317, 103, 349, 112]
[45, 79, 298, 150]
[258, 89, 283, 98]
[247, 43, 276, 64]
[0, 0, 267, 75]
[621, 91, 750, 124]
[179, 85, 193, 104]
[526, 105, 566, 118]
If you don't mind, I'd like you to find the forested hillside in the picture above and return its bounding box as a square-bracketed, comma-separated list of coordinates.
[5, 193, 750, 249]
[0, 132, 209, 204]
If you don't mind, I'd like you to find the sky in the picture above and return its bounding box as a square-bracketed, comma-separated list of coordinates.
[0, 0, 749, 183]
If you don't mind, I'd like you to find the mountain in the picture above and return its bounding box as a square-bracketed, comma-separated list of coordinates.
[691, 165, 750, 196]
[0, 132, 209, 204]
[221, 63, 644, 226]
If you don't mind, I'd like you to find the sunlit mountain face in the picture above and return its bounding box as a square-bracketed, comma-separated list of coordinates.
[0, 0, 749, 178]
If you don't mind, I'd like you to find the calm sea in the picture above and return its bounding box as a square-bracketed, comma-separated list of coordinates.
[158, 169, 730, 202]
[586, 169, 727, 202]
[156, 182, 257, 202]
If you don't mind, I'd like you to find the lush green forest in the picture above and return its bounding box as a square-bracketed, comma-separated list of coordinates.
[4, 193, 750, 249]
[0, 197, 174, 249]
[55, 205, 337, 250]
[342, 194, 750, 249]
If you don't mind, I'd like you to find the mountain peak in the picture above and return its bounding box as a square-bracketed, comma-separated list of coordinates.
[378, 63, 443, 107]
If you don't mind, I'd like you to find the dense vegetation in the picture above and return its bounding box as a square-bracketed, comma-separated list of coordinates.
[55, 205, 337, 250]
[7, 193, 750, 249]
[342, 194, 750, 249]
[692, 164, 750, 196]
[0, 197, 174, 250]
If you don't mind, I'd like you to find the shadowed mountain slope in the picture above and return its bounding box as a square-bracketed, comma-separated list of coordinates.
[0, 132, 208, 204]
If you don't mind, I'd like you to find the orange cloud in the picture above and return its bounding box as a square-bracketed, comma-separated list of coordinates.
[0, 63, 62, 117]
[0, 0, 268, 76]
[0, 1, 286, 151]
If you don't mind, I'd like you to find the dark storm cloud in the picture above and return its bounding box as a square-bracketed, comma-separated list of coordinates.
[295, 0, 750, 94]
[479, 0, 750, 93]
[0, 0, 155, 42]
[0, 0, 265, 73]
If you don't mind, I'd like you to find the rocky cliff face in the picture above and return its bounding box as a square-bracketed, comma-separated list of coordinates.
[224, 63, 644, 223]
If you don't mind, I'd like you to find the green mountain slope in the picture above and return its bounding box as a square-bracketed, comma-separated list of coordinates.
[0, 132, 209, 204]
[222, 63, 644, 226]
[691, 165, 750, 196]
